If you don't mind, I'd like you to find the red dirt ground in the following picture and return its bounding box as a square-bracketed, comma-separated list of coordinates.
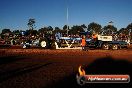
[0, 49, 132, 88]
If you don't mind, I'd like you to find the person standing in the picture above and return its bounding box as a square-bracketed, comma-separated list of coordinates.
[81, 35, 86, 51]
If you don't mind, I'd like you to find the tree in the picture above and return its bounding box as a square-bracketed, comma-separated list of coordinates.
[52, 27, 62, 36]
[38, 27, 48, 34]
[25, 30, 31, 36]
[81, 24, 87, 32]
[2, 29, 11, 34]
[69, 25, 84, 35]
[126, 23, 132, 30]
[13, 30, 20, 34]
[63, 25, 68, 30]
[126, 23, 132, 41]
[1, 29, 11, 39]
[126, 23, 132, 35]
[81, 24, 87, 29]
[47, 26, 53, 31]
[118, 28, 129, 35]
[12, 30, 22, 37]
[47, 26, 53, 34]
[38, 26, 53, 35]
[88, 22, 102, 34]
[32, 30, 38, 36]
[62, 25, 69, 35]
[53, 27, 62, 33]
[103, 25, 117, 35]
[27, 18, 36, 30]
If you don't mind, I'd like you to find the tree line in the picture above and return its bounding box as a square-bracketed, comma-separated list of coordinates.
[1, 19, 132, 37]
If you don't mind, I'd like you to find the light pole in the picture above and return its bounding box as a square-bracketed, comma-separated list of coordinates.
[66, 7, 69, 37]
[66, 0, 69, 37]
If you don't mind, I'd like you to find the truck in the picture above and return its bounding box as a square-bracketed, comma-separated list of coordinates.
[85, 35, 128, 50]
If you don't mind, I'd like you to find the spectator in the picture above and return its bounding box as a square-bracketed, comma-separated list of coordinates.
[81, 35, 86, 51]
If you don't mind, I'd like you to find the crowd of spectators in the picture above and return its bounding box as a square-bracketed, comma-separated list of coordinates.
[0, 31, 131, 46]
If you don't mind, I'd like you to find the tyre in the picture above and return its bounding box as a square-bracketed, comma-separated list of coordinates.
[40, 41, 47, 48]
[102, 44, 109, 50]
[112, 44, 118, 50]
[39, 37, 51, 49]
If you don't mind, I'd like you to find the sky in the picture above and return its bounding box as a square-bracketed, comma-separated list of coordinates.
[0, 0, 132, 32]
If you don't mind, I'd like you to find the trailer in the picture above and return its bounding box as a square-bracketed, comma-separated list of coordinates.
[85, 35, 128, 50]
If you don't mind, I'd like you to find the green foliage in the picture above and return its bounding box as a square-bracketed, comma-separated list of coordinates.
[81, 24, 87, 29]
[1, 21, 132, 38]
[69, 25, 85, 35]
[103, 25, 117, 35]
[27, 18, 36, 30]
[63, 25, 68, 30]
[126, 23, 132, 40]
[118, 28, 129, 35]
[88, 22, 102, 34]
[53, 27, 62, 34]
[47, 26, 53, 31]
[13, 30, 20, 34]
[38, 26, 53, 34]
[127, 23, 132, 30]
[2, 29, 11, 34]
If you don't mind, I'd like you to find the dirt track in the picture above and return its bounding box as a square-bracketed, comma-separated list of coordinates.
[0, 49, 132, 88]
